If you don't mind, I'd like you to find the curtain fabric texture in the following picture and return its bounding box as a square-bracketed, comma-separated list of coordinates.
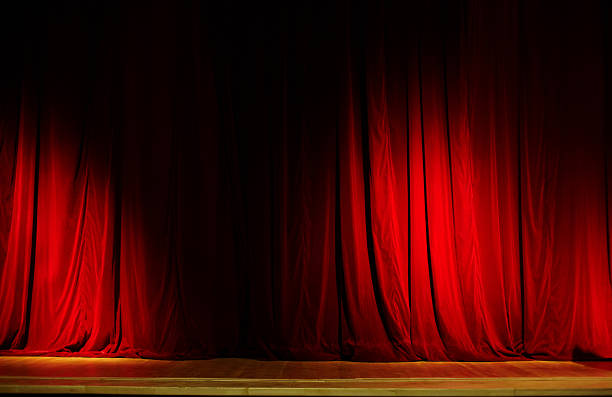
[0, 0, 611, 360]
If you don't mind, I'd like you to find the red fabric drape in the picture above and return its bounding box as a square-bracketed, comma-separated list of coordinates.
[0, 0, 611, 360]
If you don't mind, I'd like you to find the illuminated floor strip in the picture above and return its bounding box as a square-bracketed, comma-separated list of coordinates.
[1, 376, 611, 396]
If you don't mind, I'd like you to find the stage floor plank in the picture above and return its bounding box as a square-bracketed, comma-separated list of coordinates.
[0, 357, 610, 395]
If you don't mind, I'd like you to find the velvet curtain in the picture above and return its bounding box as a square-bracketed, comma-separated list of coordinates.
[0, 0, 611, 360]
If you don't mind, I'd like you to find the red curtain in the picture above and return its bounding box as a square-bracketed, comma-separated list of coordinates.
[0, 0, 611, 360]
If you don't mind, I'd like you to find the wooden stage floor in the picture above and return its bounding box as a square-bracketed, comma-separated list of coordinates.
[0, 357, 611, 396]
